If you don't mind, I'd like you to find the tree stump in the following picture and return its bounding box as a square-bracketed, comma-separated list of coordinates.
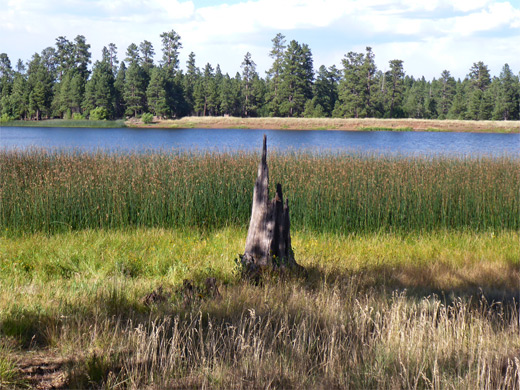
[240, 135, 303, 277]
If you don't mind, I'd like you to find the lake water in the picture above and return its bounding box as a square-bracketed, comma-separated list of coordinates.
[1, 126, 519, 156]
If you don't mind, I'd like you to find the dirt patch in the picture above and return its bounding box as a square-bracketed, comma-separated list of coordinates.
[141, 285, 171, 306]
[15, 353, 73, 389]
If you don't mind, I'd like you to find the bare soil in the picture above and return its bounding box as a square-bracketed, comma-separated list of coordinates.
[128, 116, 520, 133]
[14, 352, 72, 389]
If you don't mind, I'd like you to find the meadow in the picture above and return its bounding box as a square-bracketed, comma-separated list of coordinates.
[1, 119, 126, 128]
[0, 149, 519, 389]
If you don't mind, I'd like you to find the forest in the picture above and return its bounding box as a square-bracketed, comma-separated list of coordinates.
[0, 30, 519, 122]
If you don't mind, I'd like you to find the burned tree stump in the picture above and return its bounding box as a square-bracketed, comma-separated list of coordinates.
[240, 135, 303, 277]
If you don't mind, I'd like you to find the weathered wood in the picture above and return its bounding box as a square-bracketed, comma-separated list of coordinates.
[241, 135, 302, 275]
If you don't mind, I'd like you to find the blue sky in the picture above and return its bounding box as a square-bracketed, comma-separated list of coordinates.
[1, 0, 519, 80]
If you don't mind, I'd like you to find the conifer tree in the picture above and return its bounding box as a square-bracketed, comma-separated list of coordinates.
[314, 65, 340, 117]
[385, 59, 405, 118]
[146, 66, 169, 117]
[83, 51, 116, 118]
[241, 52, 258, 117]
[278, 40, 313, 117]
[266, 33, 286, 116]
[123, 45, 146, 117]
[337, 47, 376, 118]
[26, 53, 53, 120]
[9, 71, 28, 119]
[467, 61, 491, 120]
[493, 64, 519, 120]
[184, 52, 199, 114]
[114, 62, 126, 117]
[0, 53, 13, 116]
[437, 70, 456, 119]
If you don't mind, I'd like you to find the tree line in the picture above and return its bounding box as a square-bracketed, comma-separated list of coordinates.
[0, 31, 519, 121]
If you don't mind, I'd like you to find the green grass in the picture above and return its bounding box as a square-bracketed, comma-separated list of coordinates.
[2, 119, 126, 128]
[1, 149, 518, 234]
[359, 126, 414, 131]
[1, 228, 519, 388]
[1, 148, 519, 387]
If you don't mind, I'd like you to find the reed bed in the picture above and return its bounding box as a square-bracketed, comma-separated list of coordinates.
[1, 149, 518, 234]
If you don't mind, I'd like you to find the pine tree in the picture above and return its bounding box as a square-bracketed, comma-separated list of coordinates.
[9, 71, 28, 119]
[337, 48, 377, 118]
[160, 30, 182, 74]
[73, 35, 91, 82]
[437, 70, 456, 119]
[0, 53, 13, 116]
[447, 80, 468, 119]
[314, 65, 340, 117]
[108, 43, 119, 73]
[184, 52, 199, 115]
[26, 53, 53, 120]
[403, 79, 426, 118]
[55, 36, 74, 81]
[493, 64, 519, 120]
[139, 40, 155, 88]
[124, 61, 146, 117]
[114, 62, 126, 118]
[146, 67, 169, 117]
[467, 61, 491, 120]
[220, 73, 241, 116]
[385, 59, 405, 118]
[241, 52, 258, 117]
[266, 33, 286, 116]
[82, 52, 116, 118]
[278, 40, 313, 117]
[125, 43, 140, 64]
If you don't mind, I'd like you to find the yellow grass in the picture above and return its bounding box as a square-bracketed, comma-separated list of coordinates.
[130, 116, 520, 132]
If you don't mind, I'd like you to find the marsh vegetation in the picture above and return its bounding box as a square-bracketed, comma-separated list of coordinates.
[0, 149, 519, 388]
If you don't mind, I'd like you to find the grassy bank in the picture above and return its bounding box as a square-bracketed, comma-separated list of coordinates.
[1, 228, 519, 388]
[1, 119, 126, 128]
[134, 116, 520, 133]
[1, 149, 519, 234]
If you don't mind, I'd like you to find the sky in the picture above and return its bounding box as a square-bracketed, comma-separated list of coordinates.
[1, 0, 520, 80]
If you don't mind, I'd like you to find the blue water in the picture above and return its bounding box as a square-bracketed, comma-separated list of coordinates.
[1, 127, 519, 156]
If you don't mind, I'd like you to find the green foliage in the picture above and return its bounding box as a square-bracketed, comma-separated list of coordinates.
[72, 112, 84, 120]
[1, 119, 125, 128]
[0, 352, 20, 388]
[1, 33, 520, 121]
[337, 47, 377, 118]
[0, 113, 13, 122]
[89, 106, 108, 121]
[141, 112, 153, 124]
[278, 40, 314, 117]
[146, 67, 169, 117]
[1, 150, 518, 235]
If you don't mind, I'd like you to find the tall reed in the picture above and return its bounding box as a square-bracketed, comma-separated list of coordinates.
[1, 149, 518, 234]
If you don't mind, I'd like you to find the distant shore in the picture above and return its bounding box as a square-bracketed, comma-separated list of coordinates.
[128, 116, 520, 133]
[3, 117, 520, 133]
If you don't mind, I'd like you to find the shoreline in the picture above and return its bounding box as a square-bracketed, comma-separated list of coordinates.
[128, 116, 520, 133]
[3, 117, 520, 133]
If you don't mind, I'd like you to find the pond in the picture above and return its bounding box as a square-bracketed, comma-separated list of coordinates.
[1, 126, 519, 156]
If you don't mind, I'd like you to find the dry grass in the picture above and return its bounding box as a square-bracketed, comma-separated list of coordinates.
[137, 116, 520, 133]
[1, 228, 519, 389]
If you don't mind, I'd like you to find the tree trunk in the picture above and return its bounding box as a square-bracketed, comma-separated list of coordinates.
[240, 135, 302, 277]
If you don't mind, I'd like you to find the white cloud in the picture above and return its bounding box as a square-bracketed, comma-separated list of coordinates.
[1, 0, 519, 79]
[450, 2, 520, 36]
